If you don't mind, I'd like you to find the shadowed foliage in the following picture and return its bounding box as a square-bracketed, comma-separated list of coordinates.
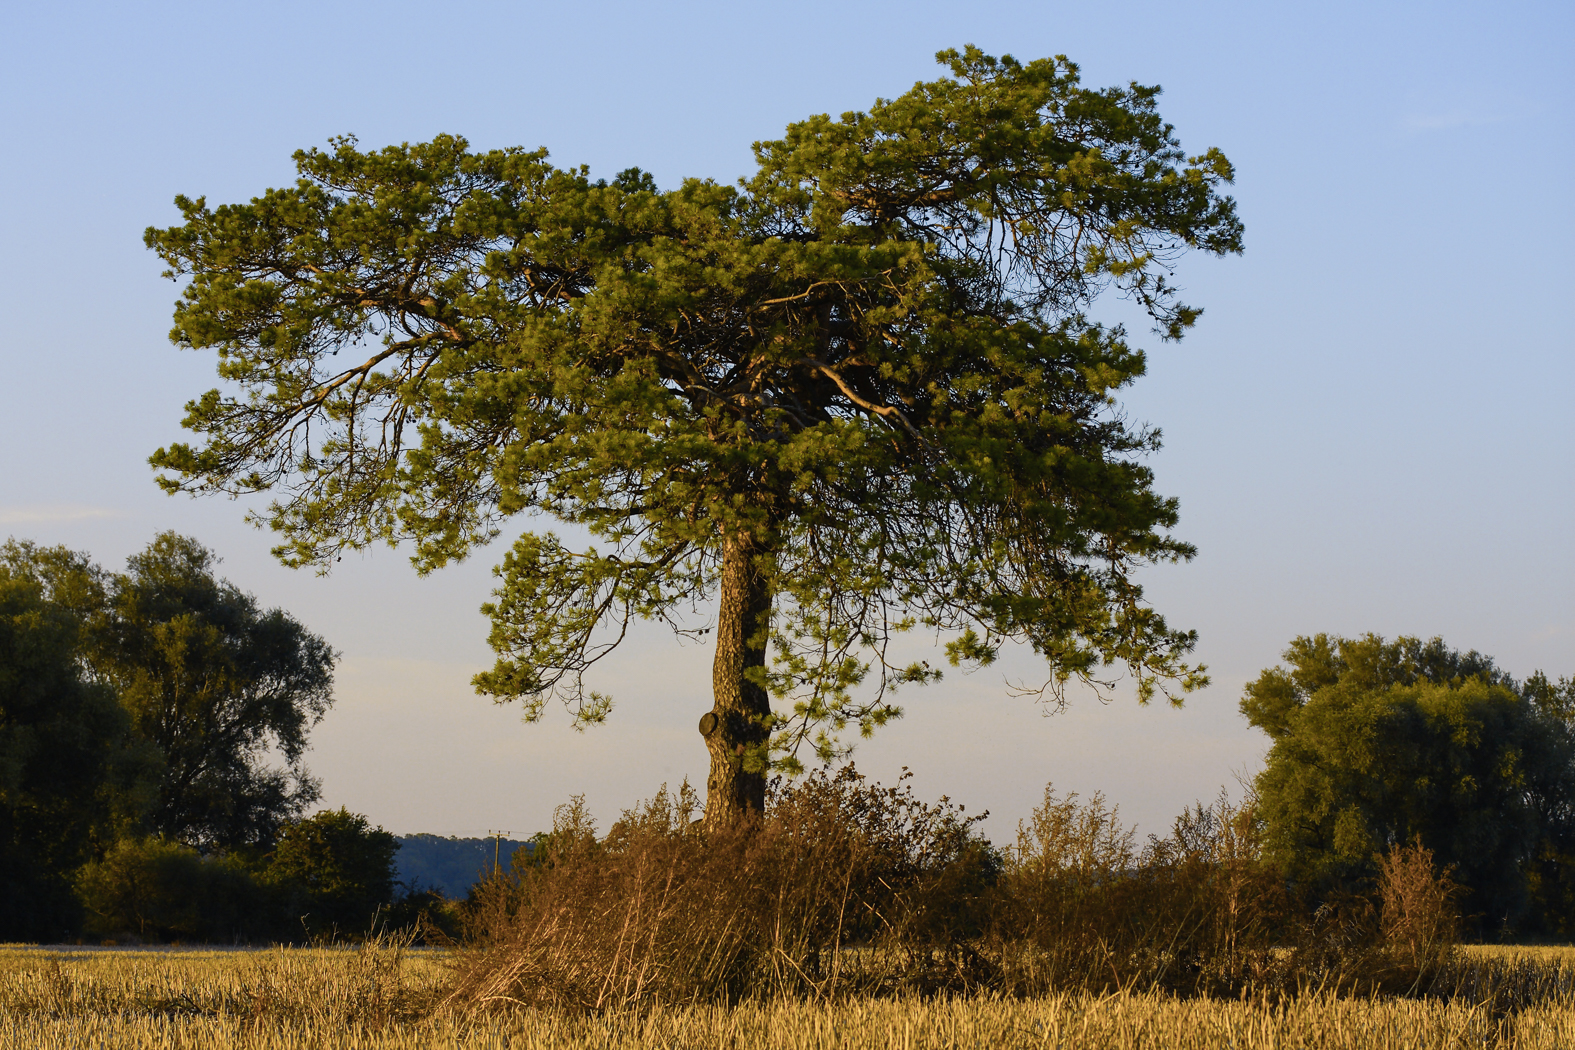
[0, 565, 130, 939]
[1242, 634, 1575, 933]
[2, 534, 336, 851]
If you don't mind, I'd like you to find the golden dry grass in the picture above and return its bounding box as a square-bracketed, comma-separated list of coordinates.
[1461, 945, 1575, 963]
[2, 944, 1573, 1049]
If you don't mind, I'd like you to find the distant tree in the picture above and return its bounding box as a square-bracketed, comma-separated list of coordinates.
[393, 833, 531, 898]
[74, 836, 263, 942]
[1242, 634, 1575, 931]
[1521, 670, 1575, 936]
[145, 46, 1242, 825]
[268, 808, 398, 936]
[2, 534, 337, 850]
[94, 533, 336, 849]
[0, 563, 131, 939]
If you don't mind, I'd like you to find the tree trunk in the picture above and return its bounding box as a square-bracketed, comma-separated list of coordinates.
[700, 529, 773, 828]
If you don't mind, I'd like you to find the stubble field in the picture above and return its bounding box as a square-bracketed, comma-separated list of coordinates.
[2, 944, 1574, 1049]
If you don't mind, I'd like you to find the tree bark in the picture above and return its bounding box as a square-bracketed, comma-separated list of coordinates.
[700, 529, 773, 828]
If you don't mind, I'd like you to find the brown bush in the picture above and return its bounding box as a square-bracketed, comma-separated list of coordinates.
[1377, 837, 1461, 974]
[1256, 837, 1464, 997]
[445, 768, 994, 1011]
[445, 775, 1485, 1012]
[985, 786, 1287, 995]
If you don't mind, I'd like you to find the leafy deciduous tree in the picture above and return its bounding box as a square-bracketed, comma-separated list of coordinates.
[2, 534, 336, 850]
[145, 47, 1242, 824]
[1242, 633, 1575, 931]
[1521, 670, 1575, 935]
[0, 566, 129, 939]
[96, 533, 336, 849]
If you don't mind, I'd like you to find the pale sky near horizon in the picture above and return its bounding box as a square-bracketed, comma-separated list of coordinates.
[2, 0, 1570, 843]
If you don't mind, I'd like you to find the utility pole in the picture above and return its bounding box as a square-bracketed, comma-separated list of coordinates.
[487, 829, 511, 874]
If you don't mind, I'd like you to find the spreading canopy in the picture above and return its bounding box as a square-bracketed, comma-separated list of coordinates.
[1243, 633, 1575, 929]
[146, 47, 1241, 782]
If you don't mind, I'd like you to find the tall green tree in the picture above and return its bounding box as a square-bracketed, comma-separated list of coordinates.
[3, 535, 336, 850]
[98, 533, 337, 849]
[1521, 670, 1575, 935]
[146, 47, 1242, 824]
[1242, 633, 1575, 931]
[0, 563, 129, 938]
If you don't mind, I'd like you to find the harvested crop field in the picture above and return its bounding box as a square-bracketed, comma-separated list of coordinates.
[3, 944, 1574, 1049]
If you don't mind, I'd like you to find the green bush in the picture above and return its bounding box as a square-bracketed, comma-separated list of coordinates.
[75, 837, 266, 942]
[74, 809, 403, 943]
[268, 808, 399, 939]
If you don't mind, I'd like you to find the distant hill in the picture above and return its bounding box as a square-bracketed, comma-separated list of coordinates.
[394, 834, 534, 899]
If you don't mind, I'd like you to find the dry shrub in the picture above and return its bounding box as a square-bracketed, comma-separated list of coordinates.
[1377, 838, 1461, 974]
[446, 768, 993, 1011]
[1286, 888, 1385, 992]
[445, 776, 1487, 1012]
[987, 786, 1286, 995]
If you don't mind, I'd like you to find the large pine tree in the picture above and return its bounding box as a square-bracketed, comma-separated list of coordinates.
[146, 47, 1242, 824]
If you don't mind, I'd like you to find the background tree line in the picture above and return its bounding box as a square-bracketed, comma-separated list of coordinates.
[0, 532, 406, 942]
[395, 834, 533, 899]
[5, 530, 1573, 946]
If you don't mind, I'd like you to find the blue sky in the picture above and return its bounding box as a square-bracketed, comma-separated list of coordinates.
[2, 0, 1570, 839]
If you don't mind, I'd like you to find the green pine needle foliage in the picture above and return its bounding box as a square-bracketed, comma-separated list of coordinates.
[145, 47, 1241, 766]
